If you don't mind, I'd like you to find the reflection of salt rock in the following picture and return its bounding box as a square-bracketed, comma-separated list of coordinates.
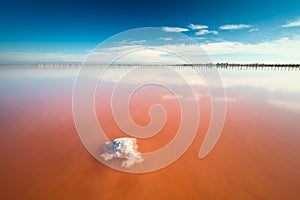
[100, 137, 144, 168]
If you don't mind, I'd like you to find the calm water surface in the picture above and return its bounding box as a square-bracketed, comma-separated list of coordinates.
[0, 66, 300, 199]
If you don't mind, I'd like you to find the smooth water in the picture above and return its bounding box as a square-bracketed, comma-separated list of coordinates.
[0, 66, 300, 199]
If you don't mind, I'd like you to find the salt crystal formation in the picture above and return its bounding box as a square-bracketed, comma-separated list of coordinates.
[100, 137, 144, 168]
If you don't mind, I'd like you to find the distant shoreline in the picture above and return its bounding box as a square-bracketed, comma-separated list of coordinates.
[0, 63, 300, 69]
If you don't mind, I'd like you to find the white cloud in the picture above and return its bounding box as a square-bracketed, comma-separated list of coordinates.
[116, 39, 147, 45]
[2, 36, 300, 64]
[162, 26, 189, 33]
[120, 37, 300, 63]
[201, 37, 300, 63]
[158, 37, 173, 41]
[219, 24, 252, 30]
[195, 29, 218, 36]
[0, 52, 86, 63]
[188, 24, 208, 30]
[282, 18, 300, 28]
[249, 28, 259, 32]
[202, 37, 298, 54]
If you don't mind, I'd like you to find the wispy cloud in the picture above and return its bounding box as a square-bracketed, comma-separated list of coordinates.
[249, 28, 259, 32]
[0, 52, 86, 63]
[158, 37, 173, 41]
[116, 39, 147, 45]
[101, 36, 300, 64]
[188, 24, 208, 30]
[162, 27, 189, 33]
[2, 36, 300, 64]
[219, 24, 252, 30]
[195, 29, 218, 36]
[201, 37, 300, 63]
[282, 18, 300, 28]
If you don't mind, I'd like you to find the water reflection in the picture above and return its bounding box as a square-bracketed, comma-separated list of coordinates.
[0, 66, 300, 199]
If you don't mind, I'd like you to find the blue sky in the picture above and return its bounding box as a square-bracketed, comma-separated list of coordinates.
[0, 0, 300, 63]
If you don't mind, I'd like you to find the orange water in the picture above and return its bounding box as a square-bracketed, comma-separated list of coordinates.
[0, 68, 300, 199]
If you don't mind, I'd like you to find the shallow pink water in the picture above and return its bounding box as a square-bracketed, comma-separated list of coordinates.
[0, 68, 300, 199]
